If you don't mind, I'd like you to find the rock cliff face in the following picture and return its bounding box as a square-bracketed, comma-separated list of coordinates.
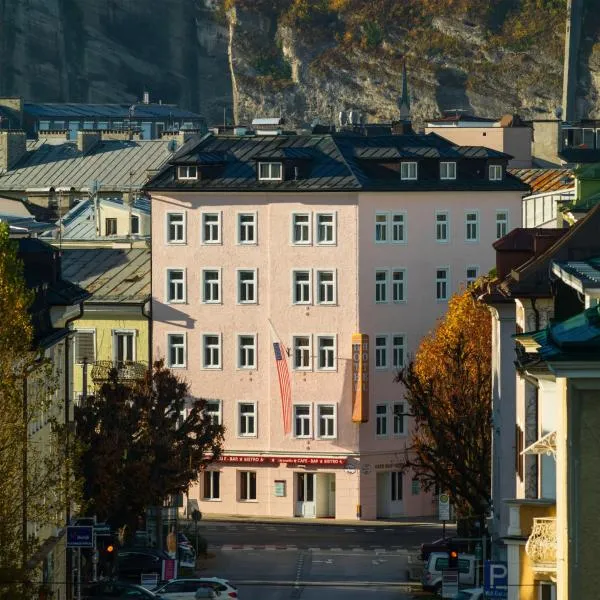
[1, 0, 599, 126]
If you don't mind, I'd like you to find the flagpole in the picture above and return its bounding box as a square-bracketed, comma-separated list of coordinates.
[269, 319, 292, 435]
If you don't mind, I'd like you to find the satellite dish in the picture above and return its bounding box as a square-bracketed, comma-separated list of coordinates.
[338, 111, 348, 126]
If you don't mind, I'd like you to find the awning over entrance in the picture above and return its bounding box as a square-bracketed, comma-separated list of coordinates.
[521, 431, 556, 457]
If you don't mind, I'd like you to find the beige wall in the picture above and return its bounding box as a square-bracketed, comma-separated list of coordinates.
[97, 202, 150, 237]
[531, 121, 561, 167]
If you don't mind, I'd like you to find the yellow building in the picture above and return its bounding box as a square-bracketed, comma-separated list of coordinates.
[60, 248, 151, 397]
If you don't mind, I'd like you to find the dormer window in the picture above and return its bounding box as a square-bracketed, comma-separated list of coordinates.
[489, 165, 503, 181]
[258, 162, 283, 181]
[177, 165, 198, 180]
[440, 161, 457, 180]
[400, 161, 417, 181]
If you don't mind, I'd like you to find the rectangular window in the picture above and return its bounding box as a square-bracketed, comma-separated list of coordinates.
[317, 405, 336, 439]
[496, 210, 508, 239]
[436, 211, 449, 242]
[167, 333, 186, 368]
[75, 331, 95, 363]
[465, 212, 478, 242]
[238, 335, 256, 369]
[375, 212, 388, 242]
[130, 214, 140, 235]
[105, 218, 117, 236]
[392, 269, 405, 303]
[466, 266, 479, 286]
[317, 336, 336, 370]
[375, 270, 389, 303]
[167, 213, 185, 243]
[401, 161, 417, 180]
[294, 405, 312, 438]
[202, 213, 221, 244]
[293, 336, 311, 370]
[375, 335, 388, 370]
[205, 400, 222, 425]
[202, 270, 221, 303]
[292, 214, 311, 244]
[316, 270, 336, 304]
[239, 403, 256, 436]
[392, 335, 405, 370]
[393, 402, 405, 435]
[440, 161, 457, 180]
[391, 471, 403, 501]
[240, 471, 257, 501]
[411, 478, 420, 496]
[489, 164, 503, 181]
[316, 213, 336, 245]
[238, 213, 256, 244]
[376, 404, 388, 436]
[391, 213, 406, 243]
[238, 269, 257, 304]
[436, 268, 449, 301]
[293, 270, 311, 304]
[114, 331, 135, 363]
[203, 471, 220, 500]
[177, 165, 198, 180]
[516, 424, 524, 481]
[166, 269, 186, 303]
[258, 162, 282, 181]
[202, 334, 221, 369]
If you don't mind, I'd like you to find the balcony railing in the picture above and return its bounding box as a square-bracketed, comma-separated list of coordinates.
[90, 360, 148, 384]
[525, 517, 557, 574]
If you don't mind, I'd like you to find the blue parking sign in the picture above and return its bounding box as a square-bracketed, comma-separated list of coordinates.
[484, 561, 508, 599]
[67, 525, 94, 548]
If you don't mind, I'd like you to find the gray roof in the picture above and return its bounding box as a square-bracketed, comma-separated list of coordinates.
[60, 248, 150, 304]
[0, 214, 56, 235]
[552, 257, 600, 296]
[0, 139, 173, 192]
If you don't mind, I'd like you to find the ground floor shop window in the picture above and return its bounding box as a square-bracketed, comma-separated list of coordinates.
[239, 471, 257, 501]
[391, 471, 403, 501]
[203, 471, 220, 500]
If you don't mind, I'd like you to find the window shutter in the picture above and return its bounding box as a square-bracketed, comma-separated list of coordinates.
[76, 332, 95, 363]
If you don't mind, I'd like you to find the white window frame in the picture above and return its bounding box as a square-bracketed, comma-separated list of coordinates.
[202, 268, 222, 304]
[375, 335, 389, 370]
[375, 212, 389, 243]
[293, 404, 312, 438]
[391, 212, 407, 244]
[496, 209, 509, 239]
[237, 212, 257, 245]
[167, 332, 186, 368]
[177, 165, 198, 180]
[436, 267, 450, 301]
[238, 401, 257, 437]
[292, 335, 312, 371]
[238, 334, 257, 370]
[316, 269, 336, 305]
[74, 329, 96, 364]
[203, 470, 220, 500]
[401, 161, 418, 180]
[440, 161, 457, 180]
[202, 333, 222, 370]
[315, 212, 337, 245]
[392, 402, 406, 436]
[489, 164, 503, 181]
[391, 269, 406, 303]
[376, 404, 388, 437]
[291, 213, 312, 245]
[113, 329, 136, 363]
[239, 470, 257, 501]
[205, 400, 222, 425]
[375, 269, 389, 304]
[465, 211, 479, 242]
[237, 269, 258, 304]
[166, 212, 186, 244]
[201, 212, 222, 244]
[258, 161, 283, 181]
[435, 211, 449, 243]
[392, 334, 405, 370]
[466, 265, 479, 286]
[317, 404, 337, 439]
[292, 270, 312, 305]
[166, 268, 186, 303]
[317, 335, 336, 371]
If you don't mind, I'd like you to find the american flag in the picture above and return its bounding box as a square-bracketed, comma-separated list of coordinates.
[273, 342, 291, 435]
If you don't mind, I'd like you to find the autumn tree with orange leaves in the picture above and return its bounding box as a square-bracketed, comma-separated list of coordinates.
[397, 287, 492, 521]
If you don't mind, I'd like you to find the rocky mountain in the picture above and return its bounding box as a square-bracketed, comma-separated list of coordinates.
[0, 0, 599, 127]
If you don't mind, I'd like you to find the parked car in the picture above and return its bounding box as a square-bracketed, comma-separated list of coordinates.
[456, 588, 484, 600]
[116, 547, 172, 582]
[419, 536, 471, 561]
[421, 552, 477, 594]
[82, 580, 163, 599]
[155, 577, 238, 599]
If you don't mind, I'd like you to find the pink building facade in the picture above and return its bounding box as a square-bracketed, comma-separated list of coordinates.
[148, 131, 527, 520]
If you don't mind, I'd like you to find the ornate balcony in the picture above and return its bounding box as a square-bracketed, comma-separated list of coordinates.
[525, 517, 557, 574]
[90, 360, 148, 384]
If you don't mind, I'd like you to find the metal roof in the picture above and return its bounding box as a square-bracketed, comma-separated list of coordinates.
[24, 102, 203, 120]
[60, 248, 151, 304]
[508, 168, 574, 193]
[0, 139, 173, 192]
[552, 257, 600, 296]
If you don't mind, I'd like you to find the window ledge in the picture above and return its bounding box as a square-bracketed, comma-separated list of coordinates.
[202, 498, 222, 502]
[167, 241, 187, 245]
[238, 499, 259, 503]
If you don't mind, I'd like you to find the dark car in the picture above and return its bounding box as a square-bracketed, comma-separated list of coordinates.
[82, 580, 162, 599]
[116, 547, 172, 582]
[419, 537, 471, 562]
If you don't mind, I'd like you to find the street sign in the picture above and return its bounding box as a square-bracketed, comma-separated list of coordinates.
[140, 573, 158, 590]
[441, 568, 459, 598]
[439, 493, 451, 521]
[484, 560, 508, 598]
[94, 524, 111, 536]
[67, 525, 94, 548]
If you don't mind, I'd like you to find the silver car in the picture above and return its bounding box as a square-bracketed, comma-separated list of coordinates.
[154, 578, 238, 600]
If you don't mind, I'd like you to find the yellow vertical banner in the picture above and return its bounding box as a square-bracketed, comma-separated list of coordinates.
[351, 333, 369, 423]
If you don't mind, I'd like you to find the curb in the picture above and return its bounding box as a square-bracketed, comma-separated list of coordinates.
[234, 580, 417, 588]
[217, 545, 411, 553]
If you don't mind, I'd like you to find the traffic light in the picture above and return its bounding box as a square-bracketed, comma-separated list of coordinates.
[448, 544, 459, 568]
[97, 536, 116, 577]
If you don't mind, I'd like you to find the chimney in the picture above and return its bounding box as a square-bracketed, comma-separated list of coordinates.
[76, 130, 101, 154]
[143, 91, 150, 105]
[0, 97, 24, 129]
[0, 130, 27, 173]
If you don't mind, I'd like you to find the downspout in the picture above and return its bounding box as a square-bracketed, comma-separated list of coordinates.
[530, 298, 540, 330]
[142, 299, 152, 371]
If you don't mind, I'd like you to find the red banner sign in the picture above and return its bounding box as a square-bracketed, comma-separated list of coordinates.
[218, 455, 347, 466]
